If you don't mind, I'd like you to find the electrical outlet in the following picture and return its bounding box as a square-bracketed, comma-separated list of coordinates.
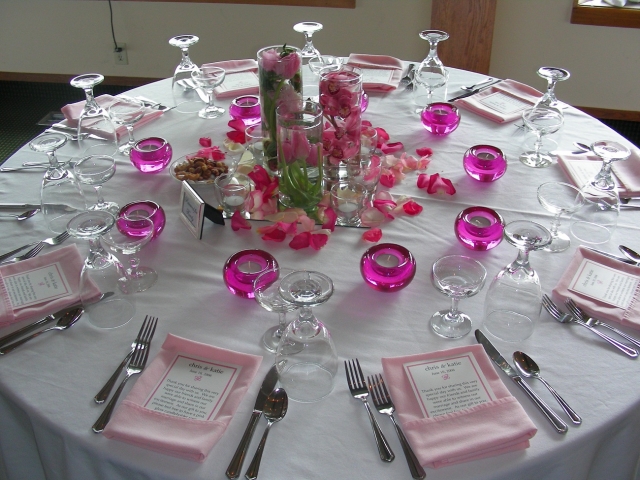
[114, 43, 128, 65]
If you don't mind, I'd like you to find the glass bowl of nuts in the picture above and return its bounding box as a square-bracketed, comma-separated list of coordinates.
[169, 152, 230, 184]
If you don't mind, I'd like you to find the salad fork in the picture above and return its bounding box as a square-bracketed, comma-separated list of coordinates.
[0, 242, 47, 266]
[368, 374, 425, 479]
[345, 359, 395, 462]
[0, 230, 69, 263]
[92, 316, 158, 433]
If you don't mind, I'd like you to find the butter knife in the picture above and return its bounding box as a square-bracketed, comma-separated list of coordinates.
[475, 329, 568, 434]
[226, 365, 279, 479]
[582, 246, 637, 266]
[449, 79, 502, 102]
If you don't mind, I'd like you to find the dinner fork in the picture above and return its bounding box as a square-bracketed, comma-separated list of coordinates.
[0, 230, 69, 263]
[368, 374, 425, 479]
[399, 64, 415, 90]
[92, 316, 158, 433]
[542, 295, 638, 358]
[345, 359, 395, 462]
[564, 299, 640, 349]
[94, 315, 157, 404]
[0, 242, 47, 266]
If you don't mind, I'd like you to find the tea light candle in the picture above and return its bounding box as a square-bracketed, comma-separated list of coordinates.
[463, 145, 507, 182]
[338, 202, 358, 213]
[237, 261, 263, 274]
[229, 95, 261, 127]
[420, 102, 461, 136]
[360, 243, 416, 292]
[118, 200, 166, 240]
[375, 253, 400, 268]
[225, 195, 246, 207]
[223, 249, 278, 298]
[454, 206, 504, 251]
[130, 137, 173, 173]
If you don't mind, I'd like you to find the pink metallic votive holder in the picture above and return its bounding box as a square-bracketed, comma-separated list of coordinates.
[421, 102, 460, 135]
[360, 243, 416, 292]
[455, 206, 504, 251]
[130, 137, 173, 173]
[229, 95, 261, 127]
[463, 145, 507, 182]
[223, 249, 278, 298]
[118, 200, 166, 240]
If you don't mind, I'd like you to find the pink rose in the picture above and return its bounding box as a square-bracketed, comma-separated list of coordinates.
[276, 50, 301, 79]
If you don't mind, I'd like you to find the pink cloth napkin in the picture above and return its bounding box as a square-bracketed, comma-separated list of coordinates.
[103, 334, 263, 462]
[0, 244, 100, 328]
[557, 149, 640, 198]
[203, 59, 259, 99]
[454, 79, 542, 123]
[60, 94, 163, 140]
[552, 246, 640, 330]
[346, 54, 403, 92]
[381, 345, 537, 469]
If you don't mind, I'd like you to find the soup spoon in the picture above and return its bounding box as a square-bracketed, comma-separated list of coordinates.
[0, 209, 40, 221]
[619, 245, 640, 265]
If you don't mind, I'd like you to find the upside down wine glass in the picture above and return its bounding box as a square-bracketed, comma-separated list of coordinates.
[586, 140, 632, 192]
[537, 182, 584, 253]
[191, 66, 226, 119]
[534, 66, 570, 110]
[73, 154, 119, 216]
[413, 30, 449, 113]
[169, 34, 201, 113]
[108, 96, 145, 155]
[275, 270, 338, 403]
[294, 21, 323, 58]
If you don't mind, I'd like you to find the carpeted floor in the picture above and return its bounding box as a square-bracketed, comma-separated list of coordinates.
[0, 80, 639, 165]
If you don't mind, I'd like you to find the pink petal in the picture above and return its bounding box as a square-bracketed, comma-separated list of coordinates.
[309, 231, 329, 250]
[379, 171, 396, 188]
[228, 118, 247, 132]
[402, 200, 423, 216]
[362, 228, 383, 242]
[289, 232, 311, 250]
[199, 137, 212, 147]
[381, 142, 404, 154]
[416, 147, 433, 157]
[321, 207, 337, 232]
[231, 211, 251, 231]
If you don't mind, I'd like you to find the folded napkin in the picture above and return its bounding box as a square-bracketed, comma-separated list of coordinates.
[557, 149, 640, 198]
[346, 54, 403, 92]
[103, 334, 263, 462]
[203, 59, 259, 99]
[381, 345, 537, 469]
[552, 246, 640, 330]
[0, 244, 100, 328]
[61, 94, 163, 140]
[454, 79, 542, 123]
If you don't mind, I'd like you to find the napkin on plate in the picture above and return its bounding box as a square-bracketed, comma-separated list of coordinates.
[103, 334, 263, 462]
[552, 246, 640, 330]
[346, 54, 403, 92]
[381, 345, 537, 469]
[557, 149, 640, 198]
[60, 94, 163, 140]
[0, 244, 100, 328]
[453, 79, 542, 123]
[203, 59, 259, 99]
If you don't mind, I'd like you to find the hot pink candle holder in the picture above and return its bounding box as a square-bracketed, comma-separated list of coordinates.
[463, 145, 507, 182]
[454, 206, 504, 251]
[229, 95, 261, 127]
[223, 249, 278, 298]
[421, 102, 460, 135]
[118, 200, 166, 240]
[130, 137, 173, 173]
[360, 243, 416, 292]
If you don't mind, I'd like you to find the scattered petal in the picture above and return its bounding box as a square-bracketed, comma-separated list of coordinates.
[231, 211, 251, 231]
[416, 147, 433, 157]
[199, 137, 212, 147]
[362, 227, 383, 242]
[289, 231, 311, 250]
[402, 199, 423, 215]
[417, 173, 456, 195]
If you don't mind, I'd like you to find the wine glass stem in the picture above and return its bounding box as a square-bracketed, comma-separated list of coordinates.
[46, 151, 60, 169]
[93, 185, 106, 208]
[534, 132, 543, 155]
[83, 87, 99, 112]
[126, 125, 135, 146]
[275, 312, 288, 337]
[128, 255, 141, 279]
[180, 48, 194, 69]
[549, 212, 562, 237]
[449, 297, 461, 320]
[86, 238, 107, 267]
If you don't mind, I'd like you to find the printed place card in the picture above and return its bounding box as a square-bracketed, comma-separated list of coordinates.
[479, 91, 531, 114]
[404, 352, 497, 418]
[568, 258, 639, 309]
[360, 68, 393, 85]
[144, 354, 242, 421]
[215, 71, 258, 95]
[4, 262, 71, 309]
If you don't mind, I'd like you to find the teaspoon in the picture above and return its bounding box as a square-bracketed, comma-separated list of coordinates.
[0, 209, 40, 221]
[513, 351, 582, 424]
[619, 245, 640, 265]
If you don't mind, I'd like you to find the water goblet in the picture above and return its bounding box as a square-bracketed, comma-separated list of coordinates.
[586, 140, 631, 192]
[275, 270, 338, 403]
[294, 21, 323, 58]
[191, 66, 226, 119]
[102, 214, 157, 294]
[67, 211, 135, 329]
[413, 30, 449, 112]
[534, 66, 570, 110]
[483, 220, 552, 342]
[519, 105, 564, 168]
[253, 267, 301, 354]
[330, 181, 366, 226]
[169, 34, 201, 113]
[73, 154, 119, 216]
[537, 182, 584, 253]
[430, 255, 487, 339]
[108, 96, 145, 155]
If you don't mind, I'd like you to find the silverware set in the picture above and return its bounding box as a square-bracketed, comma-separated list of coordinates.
[0, 230, 70, 264]
[92, 315, 158, 433]
[399, 64, 416, 91]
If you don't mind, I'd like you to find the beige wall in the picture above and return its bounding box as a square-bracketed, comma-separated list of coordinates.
[0, 0, 638, 111]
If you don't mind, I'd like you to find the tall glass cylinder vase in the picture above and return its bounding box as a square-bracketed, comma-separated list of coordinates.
[257, 45, 303, 174]
[319, 65, 363, 165]
[276, 101, 324, 215]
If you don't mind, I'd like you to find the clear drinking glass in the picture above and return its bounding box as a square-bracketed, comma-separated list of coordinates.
[294, 21, 323, 58]
[213, 173, 252, 218]
[413, 30, 449, 112]
[169, 34, 202, 113]
[330, 181, 366, 226]
[191, 66, 226, 119]
[108, 96, 145, 155]
[537, 182, 584, 253]
[519, 105, 564, 168]
[430, 255, 487, 339]
[307, 55, 342, 101]
[483, 220, 552, 342]
[73, 154, 119, 216]
[534, 66, 570, 110]
[275, 270, 338, 403]
[585, 140, 632, 192]
[570, 189, 620, 245]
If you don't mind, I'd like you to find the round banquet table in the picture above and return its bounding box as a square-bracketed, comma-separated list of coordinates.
[0, 65, 639, 480]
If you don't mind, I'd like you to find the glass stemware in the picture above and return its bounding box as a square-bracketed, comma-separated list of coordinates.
[101, 214, 157, 293]
[275, 270, 338, 403]
[430, 255, 487, 339]
[413, 30, 449, 112]
[534, 66, 570, 110]
[30, 132, 87, 234]
[67, 211, 135, 329]
[73, 154, 119, 216]
[108, 96, 145, 155]
[169, 34, 202, 113]
[537, 182, 584, 253]
[483, 220, 552, 343]
[570, 189, 620, 245]
[586, 140, 632, 192]
[191, 66, 226, 119]
[519, 105, 564, 168]
[253, 267, 301, 354]
[294, 21, 323, 58]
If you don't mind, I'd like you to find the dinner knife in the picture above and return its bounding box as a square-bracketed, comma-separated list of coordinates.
[226, 365, 279, 479]
[582, 246, 637, 266]
[448, 79, 502, 102]
[475, 330, 568, 434]
[0, 203, 78, 212]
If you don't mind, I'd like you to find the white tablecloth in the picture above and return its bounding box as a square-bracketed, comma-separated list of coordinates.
[0, 67, 639, 480]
